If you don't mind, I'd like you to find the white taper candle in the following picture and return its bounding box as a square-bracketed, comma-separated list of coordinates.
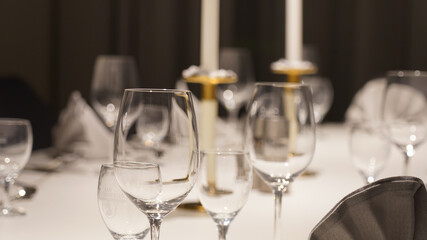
[285, 0, 303, 61]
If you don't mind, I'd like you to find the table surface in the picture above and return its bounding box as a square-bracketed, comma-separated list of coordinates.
[1, 123, 426, 240]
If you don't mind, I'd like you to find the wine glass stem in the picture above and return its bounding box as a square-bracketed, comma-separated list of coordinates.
[217, 224, 230, 240]
[403, 153, 411, 176]
[149, 218, 162, 240]
[1, 179, 12, 210]
[274, 189, 284, 240]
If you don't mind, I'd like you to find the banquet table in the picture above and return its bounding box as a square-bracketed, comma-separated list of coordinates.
[1, 123, 426, 240]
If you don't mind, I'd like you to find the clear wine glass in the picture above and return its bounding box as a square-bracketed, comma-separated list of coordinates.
[113, 89, 199, 240]
[301, 76, 334, 124]
[98, 164, 149, 239]
[245, 82, 316, 240]
[349, 122, 391, 184]
[136, 104, 169, 154]
[0, 118, 32, 216]
[91, 55, 140, 131]
[217, 48, 255, 123]
[198, 149, 252, 240]
[382, 70, 427, 175]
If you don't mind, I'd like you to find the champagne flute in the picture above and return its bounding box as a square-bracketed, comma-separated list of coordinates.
[349, 122, 391, 184]
[0, 118, 33, 216]
[114, 89, 199, 240]
[91, 55, 140, 130]
[97, 164, 149, 240]
[382, 70, 427, 175]
[198, 149, 252, 240]
[245, 83, 316, 240]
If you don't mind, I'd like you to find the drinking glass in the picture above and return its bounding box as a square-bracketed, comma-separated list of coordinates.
[198, 150, 252, 240]
[114, 89, 199, 240]
[98, 164, 149, 239]
[91, 55, 140, 130]
[217, 48, 255, 123]
[382, 70, 427, 175]
[301, 76, 333, 124]
[349, 122, 391, 184]
[0, 118, 32, 216]
[245, 82, 316, 240]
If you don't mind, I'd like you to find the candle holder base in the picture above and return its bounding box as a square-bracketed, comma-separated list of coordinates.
[271, 58, 317, 82]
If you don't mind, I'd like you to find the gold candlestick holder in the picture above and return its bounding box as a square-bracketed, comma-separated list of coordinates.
[271, 58, 317, 82]
[183, 66, 237, 191]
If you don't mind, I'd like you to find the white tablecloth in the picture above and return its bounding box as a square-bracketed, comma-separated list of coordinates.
[1, 124, 426, 240]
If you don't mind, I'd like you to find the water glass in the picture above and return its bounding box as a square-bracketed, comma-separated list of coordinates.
[198, 149, 252, 240]
[98, 164, 149, 239]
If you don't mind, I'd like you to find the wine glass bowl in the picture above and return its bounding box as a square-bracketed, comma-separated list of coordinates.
[245, 82, 315, 240]
[217, 48, 255, 122]
[91, 55, 140, 130]
[114, 89, 199, 240]
[97, 164, 149, 240]
[382, 70, 427, 175]
[0, 118, 32, 216]
[349, 122, 391, 184]
[198, 149, 252, 240]
[302, 76, 334, 124]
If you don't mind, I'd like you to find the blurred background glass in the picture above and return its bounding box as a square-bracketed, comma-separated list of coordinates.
[90, 55, 140, 131]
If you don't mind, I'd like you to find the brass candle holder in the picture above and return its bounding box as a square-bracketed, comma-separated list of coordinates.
[183, 66, 237, 191]
[271, 58, 317, 82]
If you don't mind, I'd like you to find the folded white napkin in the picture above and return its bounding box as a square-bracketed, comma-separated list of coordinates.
[52, 91, 114, 159]
[345, 78, 386, 123]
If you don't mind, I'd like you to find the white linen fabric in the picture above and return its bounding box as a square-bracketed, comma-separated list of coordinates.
[52, 91, 113, 159]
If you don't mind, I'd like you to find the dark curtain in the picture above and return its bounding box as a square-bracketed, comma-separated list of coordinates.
[2, 0, 427, 123]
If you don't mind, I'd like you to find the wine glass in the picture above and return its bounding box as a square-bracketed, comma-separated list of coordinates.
[136, 104, 169, 154]
[0, 118, 33, 216]
[382, 70, 427, 175]
[91, 55, 140, 131]
[113, 89, 199, 240]
[217, 48, 255, 123]
[198, 149, 252, 240]
[245, 82, 316, 240]
[97, 164, 149, 239]
[349, 122, 391, 184]
[301, 76, 333, 124]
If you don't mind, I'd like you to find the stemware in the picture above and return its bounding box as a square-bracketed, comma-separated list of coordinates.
[198, 150, 252, 240]
[91, 55, 140, 130]
[217, 48, 255, 124]
[97, 164, 149, 239]
[349, 122, 391, 184]
[114, 89, 199, 240]
[0, 118, 33, 216]
[301, 76, 334, 124]
[245, 82, 316, 240]
[382, 70, 427, 175]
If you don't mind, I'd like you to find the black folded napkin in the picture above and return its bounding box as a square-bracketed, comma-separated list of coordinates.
[309, 176, 427, 240]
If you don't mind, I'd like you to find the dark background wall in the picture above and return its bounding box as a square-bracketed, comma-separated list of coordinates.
[1, 0, 427, 130]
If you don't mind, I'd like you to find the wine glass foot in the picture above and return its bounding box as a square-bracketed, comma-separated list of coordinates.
[0, 206, 25, 216]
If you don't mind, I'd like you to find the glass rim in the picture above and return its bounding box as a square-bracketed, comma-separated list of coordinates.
[201, 149, 248, 156]
[387, 70, 427, 77]
[114, 161, 159, 169]
[255, 82, 310, 88]
[0, 118, 31, 125]
[124, 88, 192, 94]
